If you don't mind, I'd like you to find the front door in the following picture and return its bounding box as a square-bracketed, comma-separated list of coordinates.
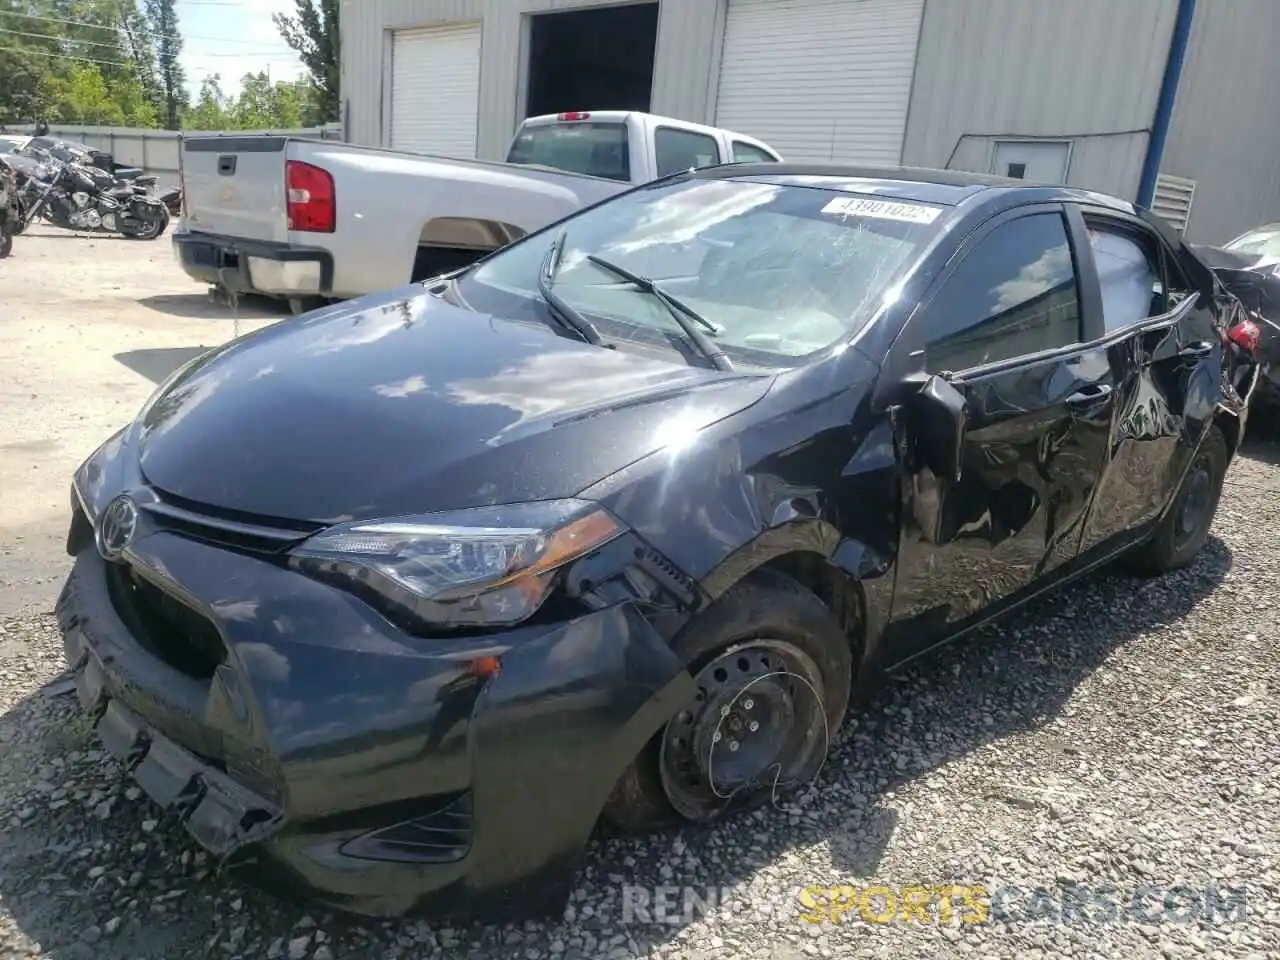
[1071, 206, 1224, 555]
[884, 205, 1115, 661]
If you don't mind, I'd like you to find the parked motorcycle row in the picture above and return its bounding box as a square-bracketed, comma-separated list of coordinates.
[0, 135, 181, 256]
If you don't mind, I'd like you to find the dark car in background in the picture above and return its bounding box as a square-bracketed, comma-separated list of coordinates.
[1192, 222, 1280, 408]
[57, 164, 1247, 920]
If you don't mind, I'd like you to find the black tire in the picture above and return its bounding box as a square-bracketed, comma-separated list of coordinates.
[0, 230, 10, 258]
[602, 568, 853, 833]
[1124, 424, 1229, 575]
[122, 205, 168, 241]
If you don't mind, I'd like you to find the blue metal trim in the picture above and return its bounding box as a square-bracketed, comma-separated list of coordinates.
[1137, 0, 1196, 209]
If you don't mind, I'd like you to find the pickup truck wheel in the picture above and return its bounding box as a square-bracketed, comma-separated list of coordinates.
[601, 569, 852, 832]
[1124, 424, 1229, 575]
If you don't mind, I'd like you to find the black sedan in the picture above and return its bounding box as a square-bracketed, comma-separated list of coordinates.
[58, 164, 1248, 920]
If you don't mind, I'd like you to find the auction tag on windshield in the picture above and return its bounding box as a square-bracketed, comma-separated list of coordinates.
[821, 196, 942, 224]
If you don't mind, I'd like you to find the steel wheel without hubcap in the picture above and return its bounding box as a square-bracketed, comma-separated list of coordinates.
[658, 638, 830, 822]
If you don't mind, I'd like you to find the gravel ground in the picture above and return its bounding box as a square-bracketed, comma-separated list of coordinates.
[1, 441, 1278, 958]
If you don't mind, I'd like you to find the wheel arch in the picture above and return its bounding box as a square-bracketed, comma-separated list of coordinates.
[410, 215, 527, 281]
[695, 521, 882, 669]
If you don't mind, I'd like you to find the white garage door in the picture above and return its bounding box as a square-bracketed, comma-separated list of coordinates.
[714, 0, 924, 165]
[390, 23, 482, 158]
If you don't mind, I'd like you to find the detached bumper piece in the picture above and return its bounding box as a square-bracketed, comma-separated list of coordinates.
[69, 634, 282, 859]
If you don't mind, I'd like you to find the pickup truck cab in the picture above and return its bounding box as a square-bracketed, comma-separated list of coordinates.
[171, 111, 782, 310]
[507, 110, 780, 182]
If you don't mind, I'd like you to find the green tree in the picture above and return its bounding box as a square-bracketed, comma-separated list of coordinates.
[0, 0, 166, 127]
[48, 63, 124, 124]
[272, 0, 338, 125]
[183, 73, 231, 130]
[142, 0, 185, 128]
[231, 71, 312, 129]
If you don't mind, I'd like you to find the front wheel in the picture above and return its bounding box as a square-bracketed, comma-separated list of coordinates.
[602, 569, 853, 832]
[0, 229, 11, 258]
[1124, 424, 1229, 575]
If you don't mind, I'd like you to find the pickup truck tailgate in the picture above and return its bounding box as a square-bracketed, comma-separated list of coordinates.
[181, 136, 289, 242]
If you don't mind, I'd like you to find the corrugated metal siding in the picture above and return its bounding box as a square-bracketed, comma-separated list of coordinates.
[902, 0, 1178, 199]
[341, 0, 725, 160]
[1161, 0, 1280, 243]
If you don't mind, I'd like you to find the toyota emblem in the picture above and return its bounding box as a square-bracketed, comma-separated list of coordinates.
[95, 494, 139, 561]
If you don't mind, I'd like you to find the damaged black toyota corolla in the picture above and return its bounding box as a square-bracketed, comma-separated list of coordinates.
[58, 164, 1250, 920]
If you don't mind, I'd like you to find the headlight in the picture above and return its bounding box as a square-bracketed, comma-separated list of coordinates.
[290, 499, 624, 629]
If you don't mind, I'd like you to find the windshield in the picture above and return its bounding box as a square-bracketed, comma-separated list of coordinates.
[455, 177, 943, 369]
[506, 121, 630, 181]
[1226, 226, 1280, 259]
[0, 142, 15, 154]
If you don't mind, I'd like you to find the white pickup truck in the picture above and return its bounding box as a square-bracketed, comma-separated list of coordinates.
[171, 111, 782, 310]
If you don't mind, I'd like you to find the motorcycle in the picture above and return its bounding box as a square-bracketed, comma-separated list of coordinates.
[20, 155, 169, 240]
[0, 156, 18, 257]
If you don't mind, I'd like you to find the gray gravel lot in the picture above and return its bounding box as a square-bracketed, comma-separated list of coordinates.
[1, 230, 1278, 959]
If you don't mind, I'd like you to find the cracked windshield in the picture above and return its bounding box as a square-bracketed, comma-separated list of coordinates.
[458, 178, 940, 367]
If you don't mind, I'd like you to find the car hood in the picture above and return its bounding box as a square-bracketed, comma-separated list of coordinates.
[134, 284, 774, 524]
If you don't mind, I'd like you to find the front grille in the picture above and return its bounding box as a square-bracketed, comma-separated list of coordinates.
[140, 487, 321, 556]
[105, 562, 226, 680]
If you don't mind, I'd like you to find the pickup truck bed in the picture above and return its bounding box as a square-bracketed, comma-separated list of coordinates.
[173, 136, 628, 303]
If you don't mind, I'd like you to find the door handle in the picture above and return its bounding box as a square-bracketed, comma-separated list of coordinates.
[1065, 383, 1113, 408]
[1178, 340, 1214, 360]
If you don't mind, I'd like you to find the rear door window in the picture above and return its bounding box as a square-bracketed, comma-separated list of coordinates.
[654, 127, 720, 177]
[1084, 220, 1166, 331]
[506, 122, 631, 181]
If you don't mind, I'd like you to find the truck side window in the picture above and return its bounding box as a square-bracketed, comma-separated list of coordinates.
[654, 127, 720, 178]
[923, 213, 1081, 373]
[731, 141, 777, 164]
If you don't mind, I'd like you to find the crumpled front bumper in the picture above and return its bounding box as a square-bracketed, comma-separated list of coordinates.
[56, 527, 694, 920]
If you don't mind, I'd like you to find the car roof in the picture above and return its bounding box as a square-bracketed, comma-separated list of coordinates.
[694, 162, 1135, 213]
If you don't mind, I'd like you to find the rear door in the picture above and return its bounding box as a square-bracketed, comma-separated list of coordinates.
[886, 204, 1115, 657]
[1070, 204, 1223, 555]
[180, 136, 289, 242]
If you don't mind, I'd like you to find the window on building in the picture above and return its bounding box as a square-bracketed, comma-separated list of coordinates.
[922, 213, 1081, 372]
[730, 140, 778, 164]
[654, 127, 720, 177]
[1085, 222, 1165, 331]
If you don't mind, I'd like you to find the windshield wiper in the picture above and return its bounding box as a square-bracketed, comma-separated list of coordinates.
[537, 230, 606, 346]
[584, 254, 733, 371]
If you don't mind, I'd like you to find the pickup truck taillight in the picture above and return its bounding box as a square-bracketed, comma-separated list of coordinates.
[286, 160, 335, 233]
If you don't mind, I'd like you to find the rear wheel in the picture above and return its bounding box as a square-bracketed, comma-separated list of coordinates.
[602, 569, 852, 832]
[1124, 424, 1229, 574]
[122, 205, 168, 240]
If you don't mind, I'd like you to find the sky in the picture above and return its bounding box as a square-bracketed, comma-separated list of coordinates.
[175, 0, 306, 98]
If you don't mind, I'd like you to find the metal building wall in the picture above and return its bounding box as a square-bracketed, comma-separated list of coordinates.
[1161, 0, 1280, 243]
[901, 0, 1178, 199]
[339, 0, 725, 160]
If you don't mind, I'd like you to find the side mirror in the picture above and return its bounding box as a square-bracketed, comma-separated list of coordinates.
[910, 374, 967, 483]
